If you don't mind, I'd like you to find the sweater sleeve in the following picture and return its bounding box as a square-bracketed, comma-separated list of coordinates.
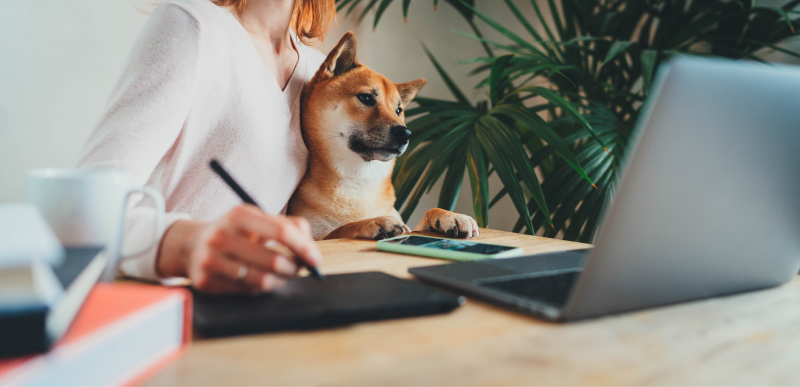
[77, 3, 201, 281]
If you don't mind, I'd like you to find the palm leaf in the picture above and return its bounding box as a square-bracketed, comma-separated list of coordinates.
[337, 0, 358, 12]
[438, 148, 467, 211]
[357, 0, 381, 24]
[397, 120, 472, 220]
[641, 49, 658, 93]
[502, 0, 560, 59]
[480, 116, 551, 228]
[474, 121, 536, 233]
[511, 86, 609, 152]
[528, 0, 559, 47]
[489, 54, 514, 107]
[458, 2, 548, 57]
[489, 104, 594, 187]
[373, 0, 394, 30]
[466, 136, 489, 227]
[602, 41, 635, 65]
[421, 45, 471, 104]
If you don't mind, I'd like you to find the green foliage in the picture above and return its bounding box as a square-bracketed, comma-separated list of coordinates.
[336, 0, 800, 242]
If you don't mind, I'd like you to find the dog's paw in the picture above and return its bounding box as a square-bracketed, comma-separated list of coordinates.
[418, 208, 480, 238]
[361, 216, 411, 240]
[327, 216, 411, 240]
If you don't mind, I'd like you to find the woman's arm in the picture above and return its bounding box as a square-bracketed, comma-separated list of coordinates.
[78, 3, 203, 280]
[80, 3, 201, 178]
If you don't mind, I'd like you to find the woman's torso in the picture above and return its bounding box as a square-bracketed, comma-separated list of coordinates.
[80, 0, 325, 220]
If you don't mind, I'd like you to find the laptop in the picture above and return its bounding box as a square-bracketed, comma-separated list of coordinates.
[409, 56, 800, 321]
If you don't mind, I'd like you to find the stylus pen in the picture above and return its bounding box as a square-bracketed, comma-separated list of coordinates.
[209, 159, 325, 281]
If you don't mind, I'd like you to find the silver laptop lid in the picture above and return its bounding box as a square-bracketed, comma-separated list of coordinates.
[563, 56, 800, 320]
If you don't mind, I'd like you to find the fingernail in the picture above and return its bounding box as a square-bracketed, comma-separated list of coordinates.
[281, 258, 299, 275]
[262, 275, 286, 290]
[308, 247, 323, 263]
[261, 276, 271, 290]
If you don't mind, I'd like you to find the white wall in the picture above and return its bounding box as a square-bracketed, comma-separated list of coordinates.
[1, 0, 798, 233]
[0, 0, 148, 200]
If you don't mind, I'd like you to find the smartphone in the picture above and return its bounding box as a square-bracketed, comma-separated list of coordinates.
[377, 235, 523, 261]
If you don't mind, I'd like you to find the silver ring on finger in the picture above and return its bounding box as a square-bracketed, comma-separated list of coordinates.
[236, 263, 249, 285]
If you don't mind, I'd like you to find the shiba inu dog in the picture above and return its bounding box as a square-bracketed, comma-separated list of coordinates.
[288, 32, 480, 240]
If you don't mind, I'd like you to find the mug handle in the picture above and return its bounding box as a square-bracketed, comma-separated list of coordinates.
[119, 187, 166, 258]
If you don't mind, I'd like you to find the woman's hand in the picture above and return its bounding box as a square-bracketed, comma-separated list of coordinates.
[157, 205, 322, 293]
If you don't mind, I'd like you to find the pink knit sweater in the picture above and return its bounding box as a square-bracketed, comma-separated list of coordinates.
[77, 0, 325, 280]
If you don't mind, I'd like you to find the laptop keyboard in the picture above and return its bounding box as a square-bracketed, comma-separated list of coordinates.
[479, 271, 579, 307]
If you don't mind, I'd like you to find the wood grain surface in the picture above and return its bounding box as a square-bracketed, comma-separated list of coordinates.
[144, 229, 800, 386]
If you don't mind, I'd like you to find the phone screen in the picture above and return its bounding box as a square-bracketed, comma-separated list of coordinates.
[384, 236, 517, 255]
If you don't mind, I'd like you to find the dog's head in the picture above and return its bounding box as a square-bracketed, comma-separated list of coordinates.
[303, 32, 426, 163]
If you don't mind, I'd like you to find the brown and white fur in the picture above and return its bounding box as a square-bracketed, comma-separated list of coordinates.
[288, 32, 479, 241]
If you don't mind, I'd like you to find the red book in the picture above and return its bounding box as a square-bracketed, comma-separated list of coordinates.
[0, 283, 191, 386]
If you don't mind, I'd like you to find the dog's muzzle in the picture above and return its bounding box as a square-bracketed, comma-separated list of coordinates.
[390, 125, 411, 146]
[348, 125, 411, 162]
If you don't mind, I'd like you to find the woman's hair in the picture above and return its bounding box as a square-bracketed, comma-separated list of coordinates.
[214, 0, 336, 43]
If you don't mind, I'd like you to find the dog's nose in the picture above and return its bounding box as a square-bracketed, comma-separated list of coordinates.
[390, 125, 411, 144]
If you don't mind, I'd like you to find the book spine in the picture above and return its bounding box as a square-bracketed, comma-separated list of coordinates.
[0, 305, 49, 357]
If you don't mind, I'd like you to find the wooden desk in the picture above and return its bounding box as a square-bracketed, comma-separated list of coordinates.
[145, 229, 800, 385]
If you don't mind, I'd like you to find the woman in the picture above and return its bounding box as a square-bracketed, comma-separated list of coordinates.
[78, 0, 335, 293]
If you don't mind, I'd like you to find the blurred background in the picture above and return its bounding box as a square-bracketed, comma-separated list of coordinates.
[2, 0, 799, 234]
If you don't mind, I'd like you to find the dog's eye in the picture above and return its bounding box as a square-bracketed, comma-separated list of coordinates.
[396, 107, 403, 116]
[357, 94, 376, 106]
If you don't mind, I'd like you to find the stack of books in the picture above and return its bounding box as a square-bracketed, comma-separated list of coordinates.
[0, 204, 191, 385]
[0, 283, 191, 385]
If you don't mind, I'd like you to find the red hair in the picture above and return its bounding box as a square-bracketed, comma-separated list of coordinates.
[214, 0, 336, 43]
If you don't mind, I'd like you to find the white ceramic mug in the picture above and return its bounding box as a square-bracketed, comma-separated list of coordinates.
[27, 169, 165, 281]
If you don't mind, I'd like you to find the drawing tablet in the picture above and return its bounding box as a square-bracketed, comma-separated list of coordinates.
[193, 271, 465, 337]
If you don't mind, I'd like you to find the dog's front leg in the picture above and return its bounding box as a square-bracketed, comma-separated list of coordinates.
[413, 208, 480, 238]
[324, 214, 411, 240]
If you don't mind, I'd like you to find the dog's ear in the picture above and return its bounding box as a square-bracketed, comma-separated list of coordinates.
[322, 32, 359, 79]
[396, 79, 427, 107]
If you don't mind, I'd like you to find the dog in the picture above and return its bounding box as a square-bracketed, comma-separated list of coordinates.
[287, 32, 480, 241]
